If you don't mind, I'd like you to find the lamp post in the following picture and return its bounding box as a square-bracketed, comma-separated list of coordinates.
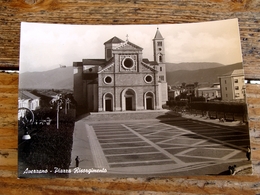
[57, 100, 63, 129]
[65, 98, 71, 115]
[50, 94, 63, 130]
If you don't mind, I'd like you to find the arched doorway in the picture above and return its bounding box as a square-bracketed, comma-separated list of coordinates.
[121, 88, 136, 111]
[144, 92, 154, 110]
[103, 93, 113, 111]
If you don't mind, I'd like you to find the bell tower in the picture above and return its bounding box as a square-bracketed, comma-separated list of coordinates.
[153, 28, 165, 63]
[153, 28, 168, 106]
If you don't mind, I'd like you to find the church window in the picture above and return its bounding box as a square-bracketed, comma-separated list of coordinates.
[144, 74, 153, 83]
[122, 57, 135, 70]
[104, 76, 112, 84]
[160, 67, 163, 71]
[157, 41, 162, 46]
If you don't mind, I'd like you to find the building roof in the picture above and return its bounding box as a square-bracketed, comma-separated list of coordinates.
[19, 90, 40, 100]
[211, 83, 220, 88]
[82, 59, 106, 65]
[198, 87, 220, 91]
[104, 36, 125, 45]
[73, 62, 83, 67]
[231, 69, 244, 76]
[153, 28, 164, 39]
[219, 69, 244, 77]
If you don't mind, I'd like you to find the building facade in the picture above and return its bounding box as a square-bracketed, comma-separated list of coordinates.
[73, 28, 168, 112]
[219, 69, 245, 101]
[196, 84, 221, 100]
[18, 90, 40, 110]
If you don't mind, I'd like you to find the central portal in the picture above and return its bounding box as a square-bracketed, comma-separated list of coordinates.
[125, 97, 133, 110]
[121, 88, 136, 111]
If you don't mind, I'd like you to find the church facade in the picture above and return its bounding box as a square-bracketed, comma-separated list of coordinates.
[73, 28, 168, 112]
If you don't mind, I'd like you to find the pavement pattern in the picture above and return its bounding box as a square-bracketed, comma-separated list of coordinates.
[71, 115, 251, 176]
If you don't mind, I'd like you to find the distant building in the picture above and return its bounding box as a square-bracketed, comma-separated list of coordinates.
[219, 69, 245, 101]
[73, 28, 168, 112]
[186, 82, 199, 96]
[168, 87, 181, 101]
[18, 90, 40, 110]
[196, 83, 221, 100]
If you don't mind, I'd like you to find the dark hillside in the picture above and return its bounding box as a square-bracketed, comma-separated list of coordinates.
[166, 63, 243, 86]
[165, 62, 225, 72]
[19, 66, 73, 89]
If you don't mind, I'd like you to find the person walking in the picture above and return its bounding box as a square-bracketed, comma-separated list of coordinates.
[228, 165, 236, 175]
[246, 146, 251, 161]
[75, 156, 80, 167]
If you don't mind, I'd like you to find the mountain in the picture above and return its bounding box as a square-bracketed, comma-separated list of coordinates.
[19, 66, 73, 89]
[166, 62, 243, 86]
[18, 62, 243, 89]
[165, 62, 225, 72]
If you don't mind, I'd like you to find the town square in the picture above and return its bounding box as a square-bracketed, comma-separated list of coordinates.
[69, 111, 250, 177]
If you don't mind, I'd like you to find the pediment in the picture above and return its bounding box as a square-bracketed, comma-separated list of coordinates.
[115, 41, 142, 51]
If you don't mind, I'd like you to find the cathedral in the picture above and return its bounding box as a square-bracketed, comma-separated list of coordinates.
[73, 28, 168, 112]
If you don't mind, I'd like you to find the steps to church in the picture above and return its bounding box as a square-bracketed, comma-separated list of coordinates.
[80, 110, 180, 122]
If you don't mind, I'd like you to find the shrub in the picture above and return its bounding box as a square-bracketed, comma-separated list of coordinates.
[25, 121, 74, 170]
[189, 102, 247, 115]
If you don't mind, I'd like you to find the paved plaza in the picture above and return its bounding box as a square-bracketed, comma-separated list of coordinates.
[70, 113, 251, 177]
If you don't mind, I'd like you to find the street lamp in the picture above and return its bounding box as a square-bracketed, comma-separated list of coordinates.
[18, 107, 34, 140]
[50, 94, 63, 129]
[22, 130, 31, 140]
[56, 99, 63, 129]
[65, 98, 71, 115]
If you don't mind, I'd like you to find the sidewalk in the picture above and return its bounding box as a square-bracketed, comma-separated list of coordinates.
[70, 120, 94, 169]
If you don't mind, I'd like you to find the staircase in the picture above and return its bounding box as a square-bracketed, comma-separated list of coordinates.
[80, 110, 179, 122]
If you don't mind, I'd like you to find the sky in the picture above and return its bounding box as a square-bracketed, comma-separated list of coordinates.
[19, 18, 243, 73]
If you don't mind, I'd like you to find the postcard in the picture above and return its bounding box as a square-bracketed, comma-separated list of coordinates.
[18, 19, 251, 178]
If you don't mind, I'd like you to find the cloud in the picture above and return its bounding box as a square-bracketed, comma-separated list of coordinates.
[19, 19, 242, 73]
